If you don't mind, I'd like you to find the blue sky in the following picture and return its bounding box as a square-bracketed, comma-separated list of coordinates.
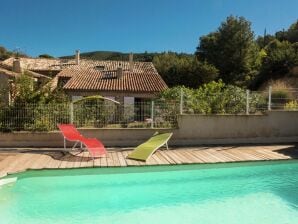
[0, 0, 297, 57]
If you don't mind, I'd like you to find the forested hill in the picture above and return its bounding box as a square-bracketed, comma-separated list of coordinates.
[60, 51, 190, 62]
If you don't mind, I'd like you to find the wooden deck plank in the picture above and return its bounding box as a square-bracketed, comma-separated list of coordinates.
[110, 151, 121, 167]
[106, 152, 116, 167]
[145, 154, 159, 165]
[70, 153, 85, 168]
[241, 149, 270, 161]
[44, 154, 64, 169]
[93, 157, 101, 167]
[202, 150, 226, 163]
[157, 150, 177, 164]
[29, 154, 52, 170]
[151, 153, 165, 165]
[155, 151, 170, 165]
[171, 150, 193, 164]
[122, 151, 136, 166]
[99, 155, 108, 167]
[0, 156, 18, 171]
[58, 153, 74, 169]
[3, 154, 31, 174]
[166, 150, 185, 164]
[257, 149, 290, 159]
[251, 150, 275, 160]
[116, 152, 128, 167]
[192, 150, 217, 163]
[25, 154, 44, 170]
[179, 150, 202, 163]
[184, 150, 205, 163]
[214, 149, 246, 161]
[228, 149, 259, 161]
[1, 145, 297, 176]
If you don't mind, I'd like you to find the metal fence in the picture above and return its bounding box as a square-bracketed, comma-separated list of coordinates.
[0, 101, 179, 132]
[180, 87, 298, 115]
[0, 86, 297, 132]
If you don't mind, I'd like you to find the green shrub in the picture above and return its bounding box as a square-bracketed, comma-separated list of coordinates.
[158, 80, 266, 115]
[271, 90, 292, 109]
[284, 100, 298, 110]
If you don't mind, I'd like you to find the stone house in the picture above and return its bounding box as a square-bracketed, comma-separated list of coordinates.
[1, 51, 168, 105]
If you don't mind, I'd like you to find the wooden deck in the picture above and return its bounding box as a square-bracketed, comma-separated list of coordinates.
[0, 145, 298, 178]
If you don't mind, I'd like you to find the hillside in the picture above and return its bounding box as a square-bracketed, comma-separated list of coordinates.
[60, 51, 161, 62]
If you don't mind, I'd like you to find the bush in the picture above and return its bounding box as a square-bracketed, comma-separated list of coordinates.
[158, 80, 266, 114]
[271, 90, 292, 109]
[284, 100, 298, 110]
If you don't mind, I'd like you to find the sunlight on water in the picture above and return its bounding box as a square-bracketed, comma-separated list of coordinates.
[0, 161, 298, 224]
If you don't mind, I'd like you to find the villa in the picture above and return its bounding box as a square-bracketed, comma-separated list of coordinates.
[0, 51, 168, 105]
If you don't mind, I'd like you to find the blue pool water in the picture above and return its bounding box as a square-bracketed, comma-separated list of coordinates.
[0, 161, 298, 224]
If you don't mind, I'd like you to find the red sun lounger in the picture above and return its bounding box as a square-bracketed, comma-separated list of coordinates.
[58, 124, 107, 163]
[80, 138, 107, 160]
[58, 124, 87, 150]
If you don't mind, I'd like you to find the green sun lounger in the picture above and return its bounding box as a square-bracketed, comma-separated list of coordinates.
[127, 132, 173, 161]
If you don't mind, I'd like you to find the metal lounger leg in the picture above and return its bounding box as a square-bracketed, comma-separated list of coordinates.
[64, 137, 66, 150]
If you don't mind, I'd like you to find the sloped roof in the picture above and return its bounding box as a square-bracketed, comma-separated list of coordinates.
[1, 57, 155, 72]
[1, 57, 168, 93]
[61, 63, 168, 92]
[0, 67, 20, 78]
[0, 65, 51, 80]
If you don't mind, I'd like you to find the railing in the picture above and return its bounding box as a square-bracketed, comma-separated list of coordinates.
[0, 101, 179, 132]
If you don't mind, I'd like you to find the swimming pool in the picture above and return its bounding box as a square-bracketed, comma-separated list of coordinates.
[0, 161, 298, 224]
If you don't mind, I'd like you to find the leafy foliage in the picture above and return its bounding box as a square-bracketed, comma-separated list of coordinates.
[158, 80, 265, 114]
[60, 50, 163, 62]
[196, 16, 256, 86]
[0, 73, 69, 132]
[153, 53, 218, 87]
[284, 100, 298, 110]
[38, 54, 54, 59]
[0, 45, 27, 61]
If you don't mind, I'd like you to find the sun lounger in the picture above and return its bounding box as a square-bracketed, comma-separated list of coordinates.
[81, 138, 107, 159]
[127, 132, 173, 161]
[58, 124, 86, 150]
[58, 124, 107, 163]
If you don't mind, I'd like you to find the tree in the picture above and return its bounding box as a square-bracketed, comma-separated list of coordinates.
[262, 40, 297, 77]
[0, 46, 12, 61]
[153, 52, 218, 88]
[256, 34, 276, 49]
[286, 20, 298, 43]
[276, 20, 298, 43]
[196, 16, 256, 86]
[38, 54, 55, 59]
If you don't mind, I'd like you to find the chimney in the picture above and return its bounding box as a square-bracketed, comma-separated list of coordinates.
[12, 58, 22, 73]
[117, 67, 123, 79]
[75, 50, 80, 65]
[129, 53, 133, 72]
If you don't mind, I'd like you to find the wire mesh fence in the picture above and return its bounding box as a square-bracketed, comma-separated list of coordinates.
[0, 101, 179, 132]
[0, 87, 297, 132]
[180, 87, 298, 115]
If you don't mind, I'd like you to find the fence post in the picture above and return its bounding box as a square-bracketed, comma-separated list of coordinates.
[151, 100, 154, 128]
[69, 102, 74, 124]
[268, 86, 272, 111]
[180, 88, 183, 115]
[246, 89, 250, 115]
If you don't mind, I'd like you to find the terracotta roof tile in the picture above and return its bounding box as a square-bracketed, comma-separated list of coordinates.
[61, 62, 167, 92]
[1, 57, 168, 93]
